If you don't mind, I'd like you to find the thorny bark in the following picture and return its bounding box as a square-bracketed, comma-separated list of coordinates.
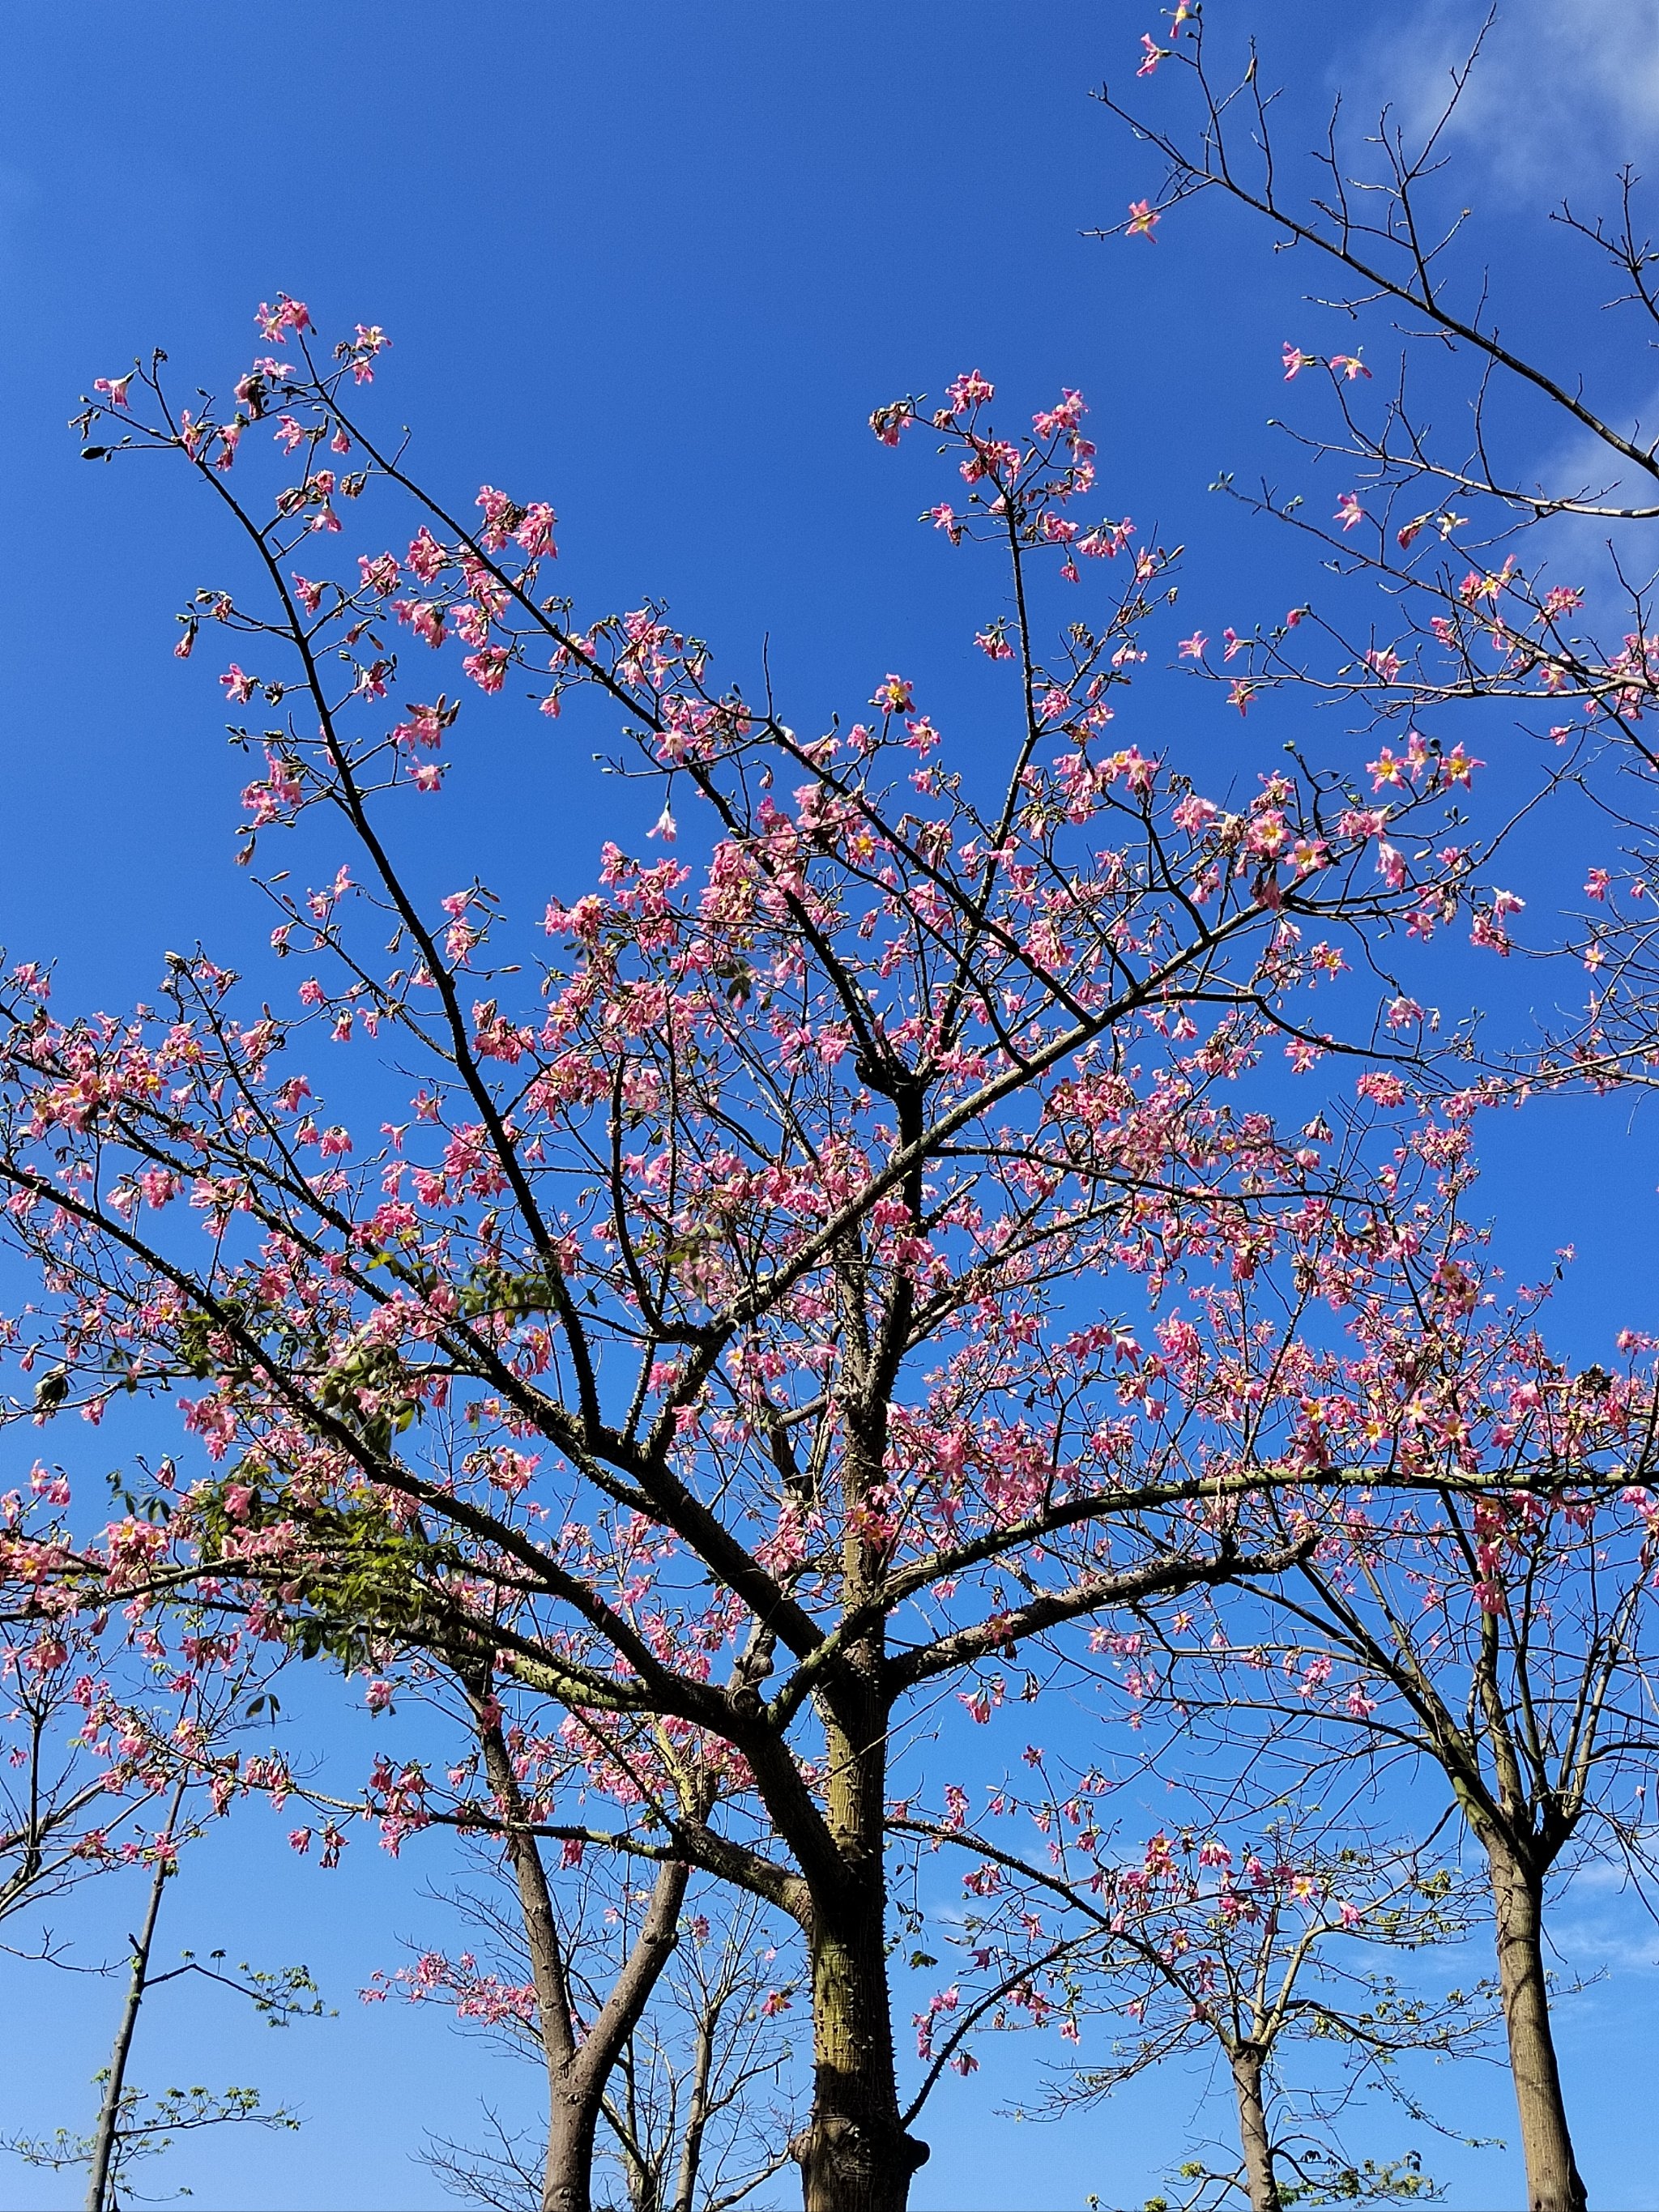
[792, 1703, 925, 2212]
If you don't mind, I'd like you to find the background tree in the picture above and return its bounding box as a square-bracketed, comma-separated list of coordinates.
[4, 1770, 325, 2212]
[1098, 1247, 1659, 2212]
[904, 1787, 1496, 2212]
[1100, 6, 1659, 1098]
[400, 1850, 799, 2212]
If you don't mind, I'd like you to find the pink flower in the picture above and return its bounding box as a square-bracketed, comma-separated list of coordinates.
[1178, 631, 1209, 658]
[1328, 352, 1371, 381]
[254, 294, 310, 341]
[407, 527, 448, 584]
[1126, 198, 1159, 241]
[220, 663, 258, 705]
[463, 646, 510, 693]
[475, 484, 516, 552]
[515, 502, 557, 559]
[94, 374, 132, 409]
[945, 370, 994, 414]
[1334, 492, 1365, 532]
[1282, 344, 1316, 380]
[1356, 1071, 1408, 1106]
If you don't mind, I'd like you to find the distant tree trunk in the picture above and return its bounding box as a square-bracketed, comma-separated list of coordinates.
[479, 1707, 686, 2212]
[668, 2006, 716, 2212]
[86, 1779, 187, 2212]
[1229, 2045, 1279, 2212]
[1486, 1840, 1587, 2212]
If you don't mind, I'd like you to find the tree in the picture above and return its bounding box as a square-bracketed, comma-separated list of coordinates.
[1098, 7, 1659, 1094]
[903, 1784, 1496, 2212]
[399, 1848, 799, 2212]
[4, 1770, 324, 2212]
[405, 1663, 744, 2212]
[2, 304, 1517, 2212]
[1102, 1247, 1659, 2212]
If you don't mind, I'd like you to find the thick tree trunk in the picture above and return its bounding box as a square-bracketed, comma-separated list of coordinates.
[1229, 2047, 1279, 2212]
[794, 1686, 927, 2212]
[797, 1902, 928, 2212]
[1486, 1843, 1587, 2212]
[543, 2097, 602, 2212]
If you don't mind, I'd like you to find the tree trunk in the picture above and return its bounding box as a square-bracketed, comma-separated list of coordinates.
[87, 1781, 186, 2212]
[793, 1692, 927, 2212]
[1229, 2046, 1279, 2212]
[1486, 1842, 1587, 2212]
[796, 1903, 927, 2212]
[544, 1857, 689, 2212]
[668, 2009, 716, 2212]
[476, 1702, 688, 2212]
[543, 2096, 601, 2212]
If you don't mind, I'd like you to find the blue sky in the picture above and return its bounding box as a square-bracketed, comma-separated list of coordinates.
[4, 2, 1659, 2206]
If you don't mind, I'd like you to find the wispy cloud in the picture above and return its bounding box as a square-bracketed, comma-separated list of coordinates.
[1343, 1, 1659, 198]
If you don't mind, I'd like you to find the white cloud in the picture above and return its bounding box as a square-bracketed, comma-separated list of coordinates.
[1347, 0, 1659, 197]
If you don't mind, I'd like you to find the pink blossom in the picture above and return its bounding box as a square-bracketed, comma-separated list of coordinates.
[944, 370, 994, 415]
[254, 294, 310, 341]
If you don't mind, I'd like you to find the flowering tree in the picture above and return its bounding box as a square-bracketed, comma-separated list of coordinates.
[902, 1793, 1494, 2212]
[0, 301, 1530, 2212]
[1100, 1261, 1659, 2212]
[0, 1519, 317, 2210]
[1101, 10, 1659, 1093]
